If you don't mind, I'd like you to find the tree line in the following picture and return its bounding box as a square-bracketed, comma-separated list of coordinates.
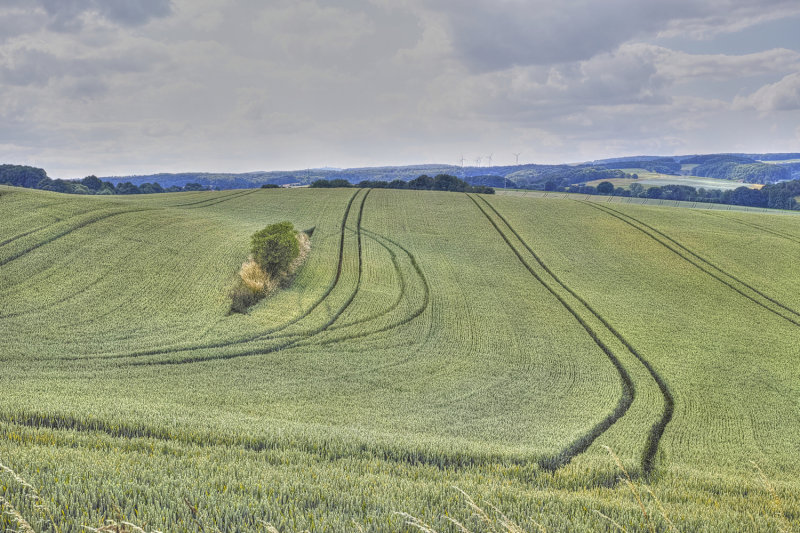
[567, 180, 799, 210]
[0, 164, 209, 195]
[310, 174, 495, 194]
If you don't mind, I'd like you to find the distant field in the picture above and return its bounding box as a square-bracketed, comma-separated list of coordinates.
[497, 188, 795, 214]
[1, 185, 799, 531]
[585, 168, 753, 190]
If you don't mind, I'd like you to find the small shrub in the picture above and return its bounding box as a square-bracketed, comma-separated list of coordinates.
[250, 222, 300, 276]
[228, 284, 262, 314]
[229, 223, 309, 314]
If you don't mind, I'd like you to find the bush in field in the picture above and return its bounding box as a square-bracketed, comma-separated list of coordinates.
[228, 284, 262, 314]
[250, 222, 300, 277]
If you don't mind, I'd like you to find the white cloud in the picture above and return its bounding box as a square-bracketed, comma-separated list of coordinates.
[0, 0, 799, 177]
[421, 0, 800, 72]
[646, 45, 800, 81]
[734, 73, 800, 112]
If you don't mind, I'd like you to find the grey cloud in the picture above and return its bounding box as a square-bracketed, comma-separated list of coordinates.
[0, 47, 168, 87]
[2, 0, 799, 178]
[644, 45, 800, 81]
[423, 0, 800, 72]
[203, 0, 421, 74]
[734, 73, 800, 112]
[37, 0, 172, 32]
[0, 9, 48, 43]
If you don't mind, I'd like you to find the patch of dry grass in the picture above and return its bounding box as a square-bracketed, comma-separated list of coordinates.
[230, 231, 310, 314]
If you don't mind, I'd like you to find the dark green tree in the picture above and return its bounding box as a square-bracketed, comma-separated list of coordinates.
[81, 175, 103, 191]
[596, 181, 614, 195]
[408, 175, 434, 189]
[250, 221, 300, 276]
[116, 182, 140, 194]
[646, 187, 662, 199]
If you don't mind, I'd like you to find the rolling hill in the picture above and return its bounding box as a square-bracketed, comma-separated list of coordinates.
[1, 185, 799, 531]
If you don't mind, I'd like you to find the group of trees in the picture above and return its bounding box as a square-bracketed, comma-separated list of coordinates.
[508, 166, 633, 190]
[311, 174, 495, 194]
[692, 161, 790, 184]
[681, 155, 791, 184]
[0, 164, 209, 195]
[567, 180, 799, 210]
[596, 157, 682, 175]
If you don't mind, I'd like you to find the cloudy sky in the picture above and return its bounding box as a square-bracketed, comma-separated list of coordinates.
[1, 0, 800, 178]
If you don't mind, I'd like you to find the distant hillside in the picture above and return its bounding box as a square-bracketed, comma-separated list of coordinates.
[590, 153, 799, 184]
[102, 164, 631, 190]
[4, 151, 798, 196]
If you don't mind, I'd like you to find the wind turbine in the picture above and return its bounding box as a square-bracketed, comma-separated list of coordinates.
[512, 152, 521, 165]
[475, 156, 482, 167]
[485, 153, 493, 167]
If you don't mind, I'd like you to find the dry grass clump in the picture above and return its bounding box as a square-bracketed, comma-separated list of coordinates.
[239, 258, 276, 294]
[287, 231, 311, 282]
[229, 231, 310, 314]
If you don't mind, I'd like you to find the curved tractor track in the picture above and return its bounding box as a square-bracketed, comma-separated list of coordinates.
[466, 194, 654, 473]
[475, 195, 674, 475]
[123, 188, 428, 366]
[80, 189, 365, 361]
[0, 209, 148, 268]
[169, 188, 258, 208]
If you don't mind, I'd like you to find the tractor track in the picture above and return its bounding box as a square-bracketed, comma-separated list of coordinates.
[169, 189, 256, 207]
[0, 209, 148, 268]
[700, 210, 800, 246]
[126, 189, 372, 366]
[78, 189, 363, 361]
[479, 195, 674, 475]
[467, 194, 637, 472]
[584, 201, 800, 327]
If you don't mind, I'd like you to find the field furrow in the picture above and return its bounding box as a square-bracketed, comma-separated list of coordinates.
[120, 189, 371, 365]
[0, 208, 146, 268]
[4, 186, 799, 532]
[466, 194, 646, 471]
[479, 195, 675, 475]
[583, 201, 800, 326]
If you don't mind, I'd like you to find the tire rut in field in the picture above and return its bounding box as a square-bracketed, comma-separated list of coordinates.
[1, 203, 119, 251]
[699, 210, 800, 246]
[0, 277, 106, 319]
[0, 407, 526, 471]
[169, 189, 256, 207]
[479, 195, 674, 475]
[466, 194, 636, 472]
[325, 231, 406, 332]
[290, 228, 430, 350]
[584, 202, 800, 327]
[128, 189, 373, 366]
[0, 209, 148, 268]
[0, 226, 49, 248]
[181, 189, 260, 209]
[86, 189, 363, 361]
[270, 229, 409, 343]
[0, 219, 185, 321]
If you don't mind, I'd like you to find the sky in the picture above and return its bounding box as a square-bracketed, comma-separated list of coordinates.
[1, 0, 800, 179]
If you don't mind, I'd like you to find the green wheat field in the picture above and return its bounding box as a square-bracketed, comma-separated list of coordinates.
[1, 184, 799, 532]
